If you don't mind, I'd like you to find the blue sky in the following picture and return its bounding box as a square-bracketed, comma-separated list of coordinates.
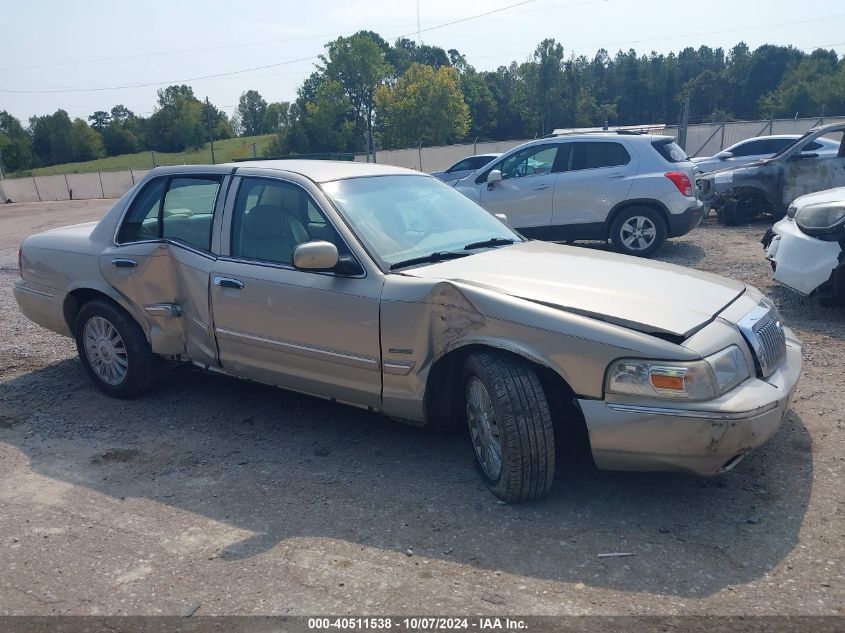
[2, 0, 843, 123]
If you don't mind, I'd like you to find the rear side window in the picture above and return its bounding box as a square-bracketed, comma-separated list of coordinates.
[768, 138, 798, 153]
[569, 142, 630, 171]
[117, 176, 221, 251]
[652, 140, 689, 163]
[117, 179, 166, 243]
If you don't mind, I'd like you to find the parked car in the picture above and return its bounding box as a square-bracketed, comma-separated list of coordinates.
[692, 135, 840, 174]
[454, 132, 704, 257]
[762, 187, 845, 304]
[698, 122, 845, 225]
[430, 153, 500, 185]
[14, 161, 801, 502]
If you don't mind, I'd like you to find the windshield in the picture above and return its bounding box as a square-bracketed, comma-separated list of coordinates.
[322, 175, 521, 269]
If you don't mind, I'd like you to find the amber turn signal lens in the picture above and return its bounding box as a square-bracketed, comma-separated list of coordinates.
[650, 374, 685, 391]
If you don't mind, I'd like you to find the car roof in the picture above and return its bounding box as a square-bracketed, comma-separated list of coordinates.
[227, 159, 423, 183]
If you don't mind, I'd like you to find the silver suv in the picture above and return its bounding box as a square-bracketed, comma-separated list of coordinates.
[455, 132, 704, 257]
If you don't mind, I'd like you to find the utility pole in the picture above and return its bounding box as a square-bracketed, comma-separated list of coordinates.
[205, 97, 216, 165]
[678, 97, 690, 150]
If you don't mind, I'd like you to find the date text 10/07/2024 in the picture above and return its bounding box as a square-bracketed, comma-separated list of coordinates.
[307, 617, 528, 631]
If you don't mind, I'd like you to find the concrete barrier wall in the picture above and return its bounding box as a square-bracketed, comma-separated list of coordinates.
[1, 116, 841, 202]
[100, 171, 135, 199]
[0, 177, 41, 203]
[66, 173, 104, 200]
[33, 175, 71, 201]
[0, 169, 142, 203]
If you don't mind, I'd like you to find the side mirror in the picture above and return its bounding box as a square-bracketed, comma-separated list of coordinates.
[293, 241, 339, 271]
[494, 213, 509, 226]
[487, 170, 503, 189]
[716, 151, 733, 160]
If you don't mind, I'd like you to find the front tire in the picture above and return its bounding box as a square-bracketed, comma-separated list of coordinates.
[609, 207, 666, 257]
[74, 299, 158, 399]
[463, 351, 555, 502]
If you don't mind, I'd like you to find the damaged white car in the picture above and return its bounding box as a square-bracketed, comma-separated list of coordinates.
[764, 187, 845, 304]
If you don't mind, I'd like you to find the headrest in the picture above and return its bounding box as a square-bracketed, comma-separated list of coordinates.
[243, 204, 293, 237]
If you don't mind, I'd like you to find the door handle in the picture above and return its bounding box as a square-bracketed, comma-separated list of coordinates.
[213, 276, 244, 290]
[111, 258, 137, 268]
[607, 172, 624, 179]
[533, 183, 551, 190]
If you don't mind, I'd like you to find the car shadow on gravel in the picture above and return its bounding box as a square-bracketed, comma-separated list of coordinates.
[0, 358, 813, 599]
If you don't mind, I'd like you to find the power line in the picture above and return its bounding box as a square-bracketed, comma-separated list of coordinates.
[0, 0, 555, 95]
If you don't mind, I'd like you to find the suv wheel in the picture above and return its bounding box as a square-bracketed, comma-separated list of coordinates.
[609, 207, 666, 257]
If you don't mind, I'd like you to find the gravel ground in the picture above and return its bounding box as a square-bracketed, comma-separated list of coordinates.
[0, 200, 842, 616]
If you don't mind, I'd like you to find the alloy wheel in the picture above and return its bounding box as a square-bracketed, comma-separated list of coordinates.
[83, 316, 129, 385]
[466, 376, 503, 480]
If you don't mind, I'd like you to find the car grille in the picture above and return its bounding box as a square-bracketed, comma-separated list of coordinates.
[738, 304, 787, 378]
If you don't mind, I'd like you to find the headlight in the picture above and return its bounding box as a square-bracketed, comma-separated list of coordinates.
[606, 345, 750, 401]
[795, 201, 845, 239]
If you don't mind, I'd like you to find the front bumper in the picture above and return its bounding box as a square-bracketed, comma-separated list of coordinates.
[765, 219, 842, 296]
[667, 201, 705, 237]
[578, 328, 802, 475]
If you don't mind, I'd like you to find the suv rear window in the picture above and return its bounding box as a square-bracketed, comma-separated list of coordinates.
[652, 140, 689, 163]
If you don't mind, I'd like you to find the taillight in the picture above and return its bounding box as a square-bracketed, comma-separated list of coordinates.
[665, 171, 693, 197]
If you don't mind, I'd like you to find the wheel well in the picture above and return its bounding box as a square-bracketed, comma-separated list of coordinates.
[606, 200, 670, 235]
[63, 288, 119, 334]
[424, 345, 592, 461]
[725, 186, 772, 210]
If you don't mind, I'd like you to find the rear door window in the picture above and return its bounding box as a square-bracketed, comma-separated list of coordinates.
[161, 178, 221, 252]
[116, 176, 221, 251]
[568, 142, 630, 171]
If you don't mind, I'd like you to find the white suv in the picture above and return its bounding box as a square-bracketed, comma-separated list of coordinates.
[454, 133, 704, 257]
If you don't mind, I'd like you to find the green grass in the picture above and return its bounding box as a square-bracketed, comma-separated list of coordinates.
[15, 134, 276, 177]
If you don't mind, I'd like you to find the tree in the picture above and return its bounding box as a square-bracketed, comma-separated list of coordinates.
[146, 85, 206, 152]
[237, 90, 268, 136]
[319, 32, 393, 154]
[69, 118, 105, 161]
[88, 110, 111, 132]
[375, 64, 470, 149]
[29, 109, 73, 166]
[264, 101, 290, 133]
[0, 111, 33, 173]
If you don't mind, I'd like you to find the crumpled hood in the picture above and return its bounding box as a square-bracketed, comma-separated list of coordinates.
[792, 186, 845, 208]
[402, 241, 745, 338]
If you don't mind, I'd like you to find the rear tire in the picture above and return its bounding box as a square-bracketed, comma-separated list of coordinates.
[463, 351, 555, 502]
[609, 207, 666, 257]
[74, 299, 158, 399]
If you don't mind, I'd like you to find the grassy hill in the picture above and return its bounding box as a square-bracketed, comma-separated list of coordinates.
[15, 134, 276, 177]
